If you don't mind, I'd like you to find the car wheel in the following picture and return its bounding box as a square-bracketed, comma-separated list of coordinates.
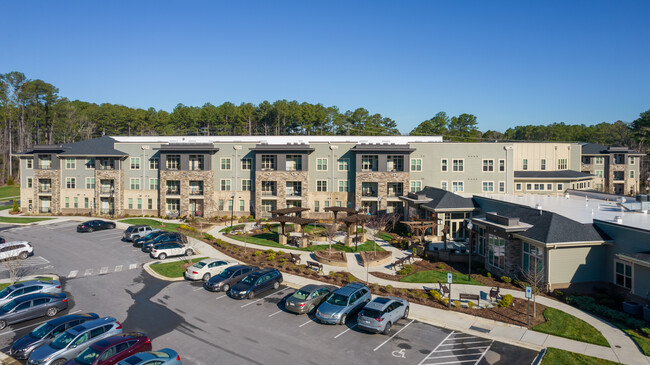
[111, 223, 116, 229]
[273, 281, 279, 290]
[87, 228, 93, 233]
[0, 320, 6, 330]
[185, 249, 193, 256]
[403, 306, 409, 319]
[248, 291, 255, 299]
[46, 307, 58, 317]
[52, 359, 67, 365]
[383, 322, 392, 335]
[202, 273, 211, 281]
[18, 251, 28, 260]
[159, 253, 167, 260]
[340, 314, 347, 325]
[222, 284, 230, 292]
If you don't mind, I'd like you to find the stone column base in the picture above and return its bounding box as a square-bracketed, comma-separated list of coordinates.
[299, 237, 309, 248]
[279, 234, 288, 245]
[360, 232, 367, 243]
[344, 236, 354, 247]
[295, 224, 302, 234]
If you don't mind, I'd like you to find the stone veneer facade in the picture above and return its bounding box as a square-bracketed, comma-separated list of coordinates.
[355, 171, 409, 212]
[33, 169, 60, 214]
[159, 170, 214, 217]
[94, 169, 124, 216]
[255, 170, 309, 216]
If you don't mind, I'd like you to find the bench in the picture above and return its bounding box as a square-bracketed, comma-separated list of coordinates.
[289, 253, 301, 264]
[459, 293, 480, 306]
[389, 257, 407, 270]
[489, 287, 500, 302]
[306, 260, 323, 272]
[438, 281, 450, 297]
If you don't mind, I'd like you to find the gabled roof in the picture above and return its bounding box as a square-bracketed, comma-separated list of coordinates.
[514, 170, 593, 179]
[472, 196, 610, 244]
[416, 186, 476, 211]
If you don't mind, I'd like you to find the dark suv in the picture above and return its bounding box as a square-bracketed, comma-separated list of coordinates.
[228, 268, 283, 299]
[140, 232, 187, 253]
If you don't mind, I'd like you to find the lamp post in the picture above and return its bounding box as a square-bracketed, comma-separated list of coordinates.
[466, 221, 473, 281]
[355, 205, 360, 251]
[110, 183, 115, 218]
[375, 197, 382, 255]
[230, 192, 235, 227]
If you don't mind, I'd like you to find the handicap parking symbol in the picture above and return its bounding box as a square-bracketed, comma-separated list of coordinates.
[392, 349, 406, 358]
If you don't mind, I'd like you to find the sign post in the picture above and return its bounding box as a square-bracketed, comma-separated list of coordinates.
[447, 272, 453, 309]
[525, 286, 532, 327]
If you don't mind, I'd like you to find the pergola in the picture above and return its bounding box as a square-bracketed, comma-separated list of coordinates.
[269, 207, 310, 217]
[293, 217, 319, 238]
[401, 219, 437, 244]
[323, 206, 357, 221]
[339, 213, 374, 250]
[273, 215, 299, 235]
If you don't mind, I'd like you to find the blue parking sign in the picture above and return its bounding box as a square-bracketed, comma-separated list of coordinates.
[447, 272, 453, 284]
[525, 286, 532, 299]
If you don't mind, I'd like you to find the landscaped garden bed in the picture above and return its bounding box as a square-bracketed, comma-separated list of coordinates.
[149, 257, 208, 278]
[359, 251, 392, 267]
[313, 250, 347, 266]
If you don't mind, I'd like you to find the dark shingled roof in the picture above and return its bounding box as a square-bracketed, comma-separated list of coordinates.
[58, 136, 127, 156]
[514, 170, 593, 179]
[473, 196, 610, 244]
[418, 186, 476, 211]
[581, 143, 609, 155]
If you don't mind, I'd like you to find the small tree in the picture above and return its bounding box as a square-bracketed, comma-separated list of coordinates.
[324, 223, 339, 256]
[3, 258, 27, 285]
[6, 176, 14, 185]
[12, 200, 19, 212]
[520, 262, 547, 317]
[182, 238, 199, 265]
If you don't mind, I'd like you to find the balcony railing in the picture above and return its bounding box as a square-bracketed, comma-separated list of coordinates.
[261, 190, 277, 196]
[166, 189, 181, 195]
[37, 165, 53, 170]
[362, 190, 378, 197]
[189, 189, 203, 196]
[39, 207, 52, 213]
[98, 165, 115, 170]
[387, 190, 403, 197]
[99, 186, 113, 194]
[286, 191, 302, 197]
[38, 186, 52, 193]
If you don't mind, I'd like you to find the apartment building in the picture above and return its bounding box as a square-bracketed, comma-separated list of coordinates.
[580, 143, 644, 195]
[18, 136, 599, 218]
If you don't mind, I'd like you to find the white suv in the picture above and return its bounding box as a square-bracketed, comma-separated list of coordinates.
[0, 241, 33, 260]
[150, 242, 193, 260]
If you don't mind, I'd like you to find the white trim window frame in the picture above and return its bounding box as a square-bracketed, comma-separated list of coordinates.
[482, 181, 494, 192]
[338, 180, 348, 193]
[452, 159, 464, 172]
[452, 181, 464, 193]
[316, 158, 328, 171]
[85, 158, 95, 170]
[85, 177, 95, 190]
[26, 158, 33, 169]
[515, 183, 522, 191]
[338, 158, 349, 172]
[498, 159, 505, 172]
[499, 181, 505, 193]
[130, 157, 140, 170]
[65, 158, 76, 170]
[221, 179, 231, 191]
[614, 260, 632, 290]
[441, 159, 448, 172]
[410, 158, 422, 172]
[130, 178, 140, 190]
[242, 179, 251, 191]
[440, 180, 448, 191]
[482, 159, 494, 172]
[409, 180, 422, 193]
[316, 180, 328, 192]
[66, 177, 76, 189]
[149, 178, 159, 190]
[241, 158, 252, 171]
[221, 157, 232, 171]
[149, 158, 159, 170]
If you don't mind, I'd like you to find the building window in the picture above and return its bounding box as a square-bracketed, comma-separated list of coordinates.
[526, 183, 532, 190]
[221, 179, 231, 191]
[409, 181, 422, 193]
[314, 201, 320, 212]
[86, 177, 95, 189]
[615, 261, 632, 289]
[515, 183, 522, 191]
[558, 159, 567, 170]
[38, 155, 52, 169]
[149, 178, 158, 190]
[499, 181, 505, 192]
[227, 199, 233, 211]
[452, 181, 464, 193]
[557, 183, 564, 191]
[137, 198, 142, 210]
[522, 159, 528, 170]
[316, 158, 328, 171]
[441, 181, 448, 191]
[130, 157, 140, 170]
[452, 159, 464, 172]
[65, 158, 76, 169]
[148, 199, 153, 210]
[220, 157, 231, 171]
[488, 234, 505, 270]
[361, 155, 378, 171]
[324, 201, 330, 208]
[84, 158, 94, 169]
[149, 158, 159, 170]
[336, 201, 342, 207]
[388, 182, 403, 196]
[629, 156, 636, 165]
[595, 157, 604, 164]
[316, 180, 327, 192]
[128, 198, 133, 209]
[26, 158, 33, 169]
[595, 170, 603, 177]
[84, 197, 89, 209]
[338, 180, 348, 193]
[27, 178, 33, 188]
[482, 160, 494, 172]
[411, 159, 422, 172]
[261, 155, 277, 171]
[166, 155, 180, 170]
[241, 158, 252, 171]
[286, 155, 302, 171]
[523, 242, 544, 276]
[547, 184, 553, 191]
[441, 159, 448, 172]
[499, 159, 505, 172]
[387, 156, 404, 172]
[261, 181, 276, 196]
[189, 155, 204, 170]
[65, 197, 70, 208]
[167, 199, 180, 212]
[482, 181, 494, 192]
[286, 181, 302, 196]
[630, 170, 635, 179]
[130, 178, 140, 190]
[66, 177, 76, 189]
[73, 197, 77, 208]
[541, 159, 546, 171]
[242, 179, 251, 191]
[218, 200, 224, 211]
[338, 158, 349, 171]
[240, 200, 245, 212]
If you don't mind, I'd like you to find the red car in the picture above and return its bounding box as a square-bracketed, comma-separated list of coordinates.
[63, 332, 152, 365]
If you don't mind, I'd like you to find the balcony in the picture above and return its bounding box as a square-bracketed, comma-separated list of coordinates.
[37, 165, 53, 170]
[261, 190, 277, 197]
[286, 191, 302, 197]
[166, 188, 181, 195]
[189, 189, 203, 196]
[387, 190, 403, 197]
[362, 190, 378, 198]
[38, 186, 52, 193]
[99, 186, 114, 194]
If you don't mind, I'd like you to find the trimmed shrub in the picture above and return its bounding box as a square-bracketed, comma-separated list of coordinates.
[266, 253, 276, 261]
[499, 294, 514, 307]
[385, 284, 393, 291]
[453, 300, 461, 308]
[11, 201, 19, 212]
[437, 263, 445, 269]
[179, 224, 197, 232]
[252, 251, 262, 257]
[346, 274, 356, 283]
[7, 177, 14, 185]
[204, 234, 215, 241]
[397, 264, 414, 276]
[500, 276, 512, 284]
[468, 301, 476, 309]
[554, 290, 565, 300]
[277, 250, 285, 256]
[441, 297, 449, 306]
[265, 249, 275, 254]
[486, 272, 492, 278]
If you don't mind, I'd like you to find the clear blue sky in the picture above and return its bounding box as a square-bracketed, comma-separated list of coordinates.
[2, 0, 649, 133]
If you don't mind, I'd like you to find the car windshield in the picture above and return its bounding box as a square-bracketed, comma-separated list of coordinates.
[1, 300, 18, 312]
[240, 275, 257, 285]
[0, 286, 13, 298]
[218, 269, 234, 279]
[292, 289, 311, 300]
[125, 227, 136, 233]
[193, 262, 207, 269]
[326, 293, 349, 306]
[50, 331, 77, 349]
[31, 322, 55, 339]
[359, 308, 382, 318]
[74, 347, 102, 365]
[142, 232, 157, 239]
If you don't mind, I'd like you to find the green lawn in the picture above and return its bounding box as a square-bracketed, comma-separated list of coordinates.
[400, 270, 484, 285]
[533, 308, 609, 346]
[0, 217, 54, 223]
[0, 205, 13, 211]
[375, 232, 393, 241]
[0, 185, 19, 200]
[228, 233, 384, 252]
[149, 257, 207, 278]
[541, 347, 621, 365]
[0, 277, 55, 291]
[617, 324, 650, 356]
[120, 218, 181, 232]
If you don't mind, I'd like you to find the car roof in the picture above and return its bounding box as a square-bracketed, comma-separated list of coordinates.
[336, 282, 367, 296]
[69, 317, 116, 334]
[129, 225, 149, 228]
[298, 284, 320, 292]
[45, 313, 99, 326]
[12, 292, 61, 303]
[365, 297, 396, 311]
[91, 332, 146, 349]
[0, 241, 28, 246]
[226, 265, 255, 271]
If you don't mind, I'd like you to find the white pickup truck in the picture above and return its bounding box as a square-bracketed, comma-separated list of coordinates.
[122, 225, 161, 241]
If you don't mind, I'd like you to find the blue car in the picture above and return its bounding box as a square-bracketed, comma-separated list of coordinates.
[315, 283, 371, 325]
[117, 348, 182, 365]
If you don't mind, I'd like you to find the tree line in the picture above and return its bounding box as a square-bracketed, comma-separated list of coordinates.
[1, 71, 648, 183]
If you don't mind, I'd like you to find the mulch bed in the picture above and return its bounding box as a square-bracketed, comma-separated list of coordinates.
[314, 250, 346, 263]
[359, 251, 391, 265]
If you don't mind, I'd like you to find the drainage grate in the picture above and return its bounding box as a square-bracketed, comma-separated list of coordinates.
[469, 325, 491, 333]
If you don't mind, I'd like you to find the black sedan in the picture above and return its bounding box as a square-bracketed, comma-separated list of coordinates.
[133, 231, 166, 248]
[76, 220, 116, 232]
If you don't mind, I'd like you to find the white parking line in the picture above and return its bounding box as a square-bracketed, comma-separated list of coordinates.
[268, 310, 283, 317]
[333, 324, 357, 339]
[84, 269, 93, 276]
[433, 346, 489, 352]
[0, 310, 82, 336]
[418, 331, 454, 365]
[99, 267, 109, 274]
[423, 360, 476, 365]
[115, 265, 123, 272]
[439, 340, 492, 346]
[474, 341, 493, 364]
[193, 287, 204, 291]
[241, 290, 285, 308]
[299, 319, 312, 327]
[373, 319, 414, 351]
[427, 353, 484, 359]
[216, 294, 227, 300]
[129, 264, 137, 270]
[68, 270, 78, 278]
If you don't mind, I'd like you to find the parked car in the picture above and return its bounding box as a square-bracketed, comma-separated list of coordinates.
[117, 348, 181, 365]
[284, 284, 335, 315]
[0, 293, 68, 330]
[0, 236, 5, 243]
[132, 231, 166, 248]
[77, 220, 116, 233]
[63, 332, 152, 365]
[141, 233, 187, 253]
[315, 282, 371, 325]
[184, 258, 238, 281]
[28, 316, 123, 365]
[10, 313, 100, 360]
[150, 242, 193, 260]
[0, 279, 62, 307]
[357, 297, 409, 334]
[0, 241, 33, 260]
[204, 265, 259, 292]
[122, 226, 160, 242]
[227, 268, 283, 299]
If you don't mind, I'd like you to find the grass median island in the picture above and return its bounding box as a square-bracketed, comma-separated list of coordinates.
[541, 347, 621, 365]
[149, 257, 208, 278]
[617, 324, 650, 356]
[0, 185, 19, 200]
[399, 270, 483, 285]
[227, 233, 384, 252]
[375, 232, 393, 241]
[120, 218, 181, 232]
[533, 307, 609, 346]
[0, 276, 55, 291]
[0, 216, 54, 223]
[220, 224, 245, 234]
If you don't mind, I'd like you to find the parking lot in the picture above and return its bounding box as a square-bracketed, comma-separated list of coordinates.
[0, 221, 540, 364]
